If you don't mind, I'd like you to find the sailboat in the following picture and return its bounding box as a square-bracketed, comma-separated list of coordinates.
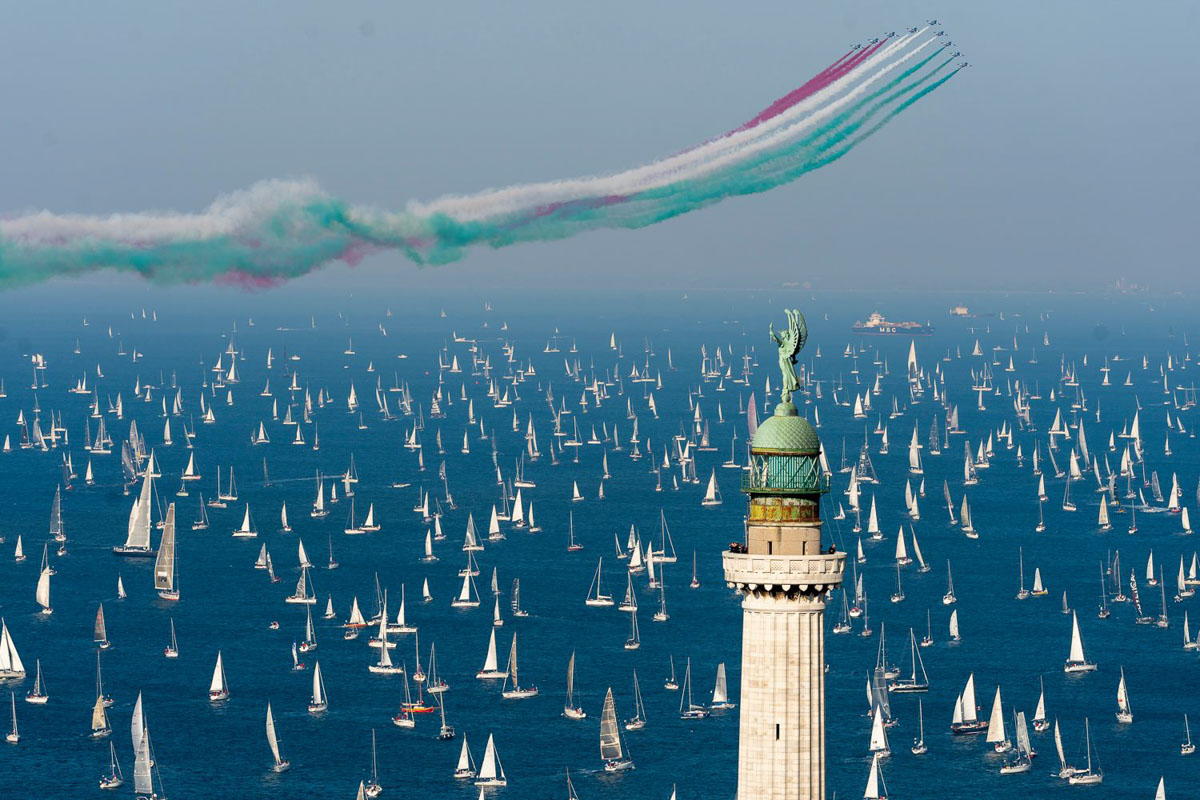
[209, 651, 230, 701]
[500, 634, 538, 698]
[999, 711, 1033, 774]
[679, 657, 709, 719]
[474, 733, 507, 786]
[24, 659, 47, 705]
[99, 741, 124, 788]
[1064, 611, 1097, 672]
[564, 651, 586, 719]
[701, 469, 722, 506]
[624, 607, 641, 650]
[265, 702, 291, 772]
[710, 662, 736, 709]
[911, 698, 928, 754]
[475, 629, 508, 679]
[90, 689, 112, 739]
[626, 670, 647, 731]
[585, 558, 614, 606]
[600, 687, 635, 771]
[232, 503, 257, 538]
[164, 619, 179, 659]
[1116, 667, 1133, 723]
[286, 567, 316, 605]
[986, 686, 1012, 753]
[392, 668, 417, 728]
[5, 692, 16, 744]
[950, 673, 988, 734]
[1183, 714, 1195, 755]
[1032, 677, 1049, 732]
[942, 560, 957, 605]
[1066, 718, 1103, 784]
[154, 504, 179, 600]
[113, 471, 156, 556]
[888, 629, 929, 693]
[131, 698, 168, 799]
[454, 736, 477, 778]
[863, 752, 888, 800]
[34, 543, 53, 615]
[0, 620, 25, 681]
[364, 730, 383, 798]
[308, 661, 328, 713]
[93, 603, 110, 649]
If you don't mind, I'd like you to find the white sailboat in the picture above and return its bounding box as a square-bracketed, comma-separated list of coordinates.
[500, 633, 538, 698]
[564, 651, 586, 719]
[265, 702, 290, 772]
[1116, 667, 1133, 723]
[0, 620, 24, 680]
[23, 659, 47, 705]
[113, 471, 156, 556]
[600, 687, 635, 771]
[208, 651, 230, 701]
[308, 660, 328, 713]
[474, 733, 507, 787]
[863, 752, 888, 800]
[164, 618, 179, 659]
[679, 657, 709, 719]
[154, 504, 179, 600]
[586, 558, 614, 606]
[710, 662, 736, 710]
[1066, 718, 1103, 784]
[475, 629, 508, 679]
[701, 469, 722, 506]
[1064, 611, 1097, 672]
[453, 735, 477, 779]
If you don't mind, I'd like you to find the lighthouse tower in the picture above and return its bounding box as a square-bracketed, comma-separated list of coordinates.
[722, 309, 845, 800]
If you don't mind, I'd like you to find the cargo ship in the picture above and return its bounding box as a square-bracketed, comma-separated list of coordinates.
[851, 311, 934, 336]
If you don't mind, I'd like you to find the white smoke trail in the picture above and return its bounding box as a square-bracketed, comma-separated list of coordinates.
[411, 29, 929, 221]
[1, 179, 326, 245]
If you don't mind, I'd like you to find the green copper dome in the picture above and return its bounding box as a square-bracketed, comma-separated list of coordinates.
[752, 402, 820, 455]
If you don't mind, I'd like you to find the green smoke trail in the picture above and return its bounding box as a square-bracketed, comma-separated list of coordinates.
[0, 46, 959, 288]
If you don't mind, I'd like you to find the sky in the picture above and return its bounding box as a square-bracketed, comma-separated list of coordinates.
[0, 1, 1197, 294]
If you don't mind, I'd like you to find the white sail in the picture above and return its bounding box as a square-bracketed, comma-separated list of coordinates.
[961, 673, 978, 723]
[863, 752, 886, 800]
[0, 620, 26, 676]
[265, 702, 284, 766]
[985, 687, 1006, 744]
[131, 692, 145, 754]
[712, 662, 729, 705]
[210, 652, 227, 694]
[1068, 611, 1088, 663]
[35, 566, 51, 611]
[599, 688, 626, 761]
[477, 734, 505, 783]
[133, 728, 153, 795]
[124, 472, 154, 549]
[311, 661, 326, 707]
[154, 504, 176, 595]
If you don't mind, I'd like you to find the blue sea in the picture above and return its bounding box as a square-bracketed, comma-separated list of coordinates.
[0, 283, 1195, 799]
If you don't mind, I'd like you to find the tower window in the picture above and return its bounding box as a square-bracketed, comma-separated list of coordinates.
[776, 724, 780, 740]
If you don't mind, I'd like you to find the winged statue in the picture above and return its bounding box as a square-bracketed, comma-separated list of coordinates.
[769, 308, 807, 405]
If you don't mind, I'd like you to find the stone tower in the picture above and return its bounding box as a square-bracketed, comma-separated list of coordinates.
[722, 310, 845, 800]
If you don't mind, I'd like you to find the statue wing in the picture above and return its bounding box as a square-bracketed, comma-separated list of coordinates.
[794, 310, 808, 355]
[782, 310, 801, 356]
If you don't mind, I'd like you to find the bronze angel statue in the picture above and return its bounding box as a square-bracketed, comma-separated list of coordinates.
[769, 308, 807, 405]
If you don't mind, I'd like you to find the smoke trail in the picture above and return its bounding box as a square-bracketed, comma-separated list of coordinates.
[0, 30, 961, 288]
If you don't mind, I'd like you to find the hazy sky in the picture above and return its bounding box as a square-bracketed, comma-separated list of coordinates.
[1, 1, 1197, 292]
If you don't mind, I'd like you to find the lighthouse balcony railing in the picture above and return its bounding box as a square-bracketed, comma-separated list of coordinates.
[739, 465, 830, 495]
